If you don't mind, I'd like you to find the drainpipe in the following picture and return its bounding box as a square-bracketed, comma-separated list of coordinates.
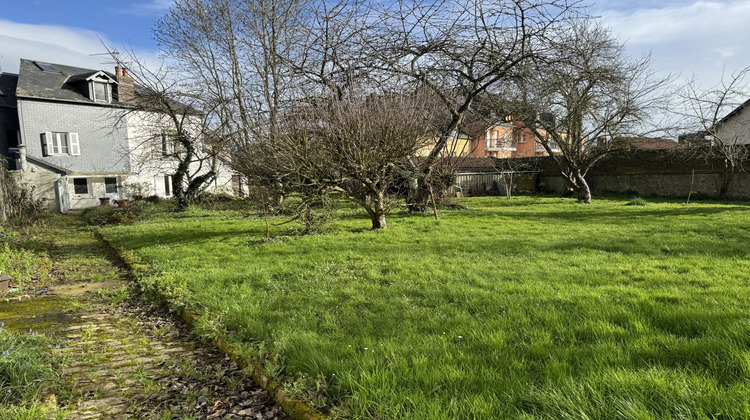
[17, 144, 27, 172]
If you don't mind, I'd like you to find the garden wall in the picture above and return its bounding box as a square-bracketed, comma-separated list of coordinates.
[517, 149, 750, 199]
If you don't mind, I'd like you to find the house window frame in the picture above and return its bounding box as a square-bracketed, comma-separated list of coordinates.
[50, 132, 68, 155]
[160, 131, 178, 157]
[164, 175, 173, 197]
[42, 132, 80, 156]
[73, 178, 90, 195]
[90, 81, 111, 103]
[105, 177, 118, 194]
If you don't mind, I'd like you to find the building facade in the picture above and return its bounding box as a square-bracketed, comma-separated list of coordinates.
[0, 59, 233, 212]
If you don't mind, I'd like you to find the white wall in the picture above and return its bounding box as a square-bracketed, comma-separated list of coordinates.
[716, 106, 750, 145]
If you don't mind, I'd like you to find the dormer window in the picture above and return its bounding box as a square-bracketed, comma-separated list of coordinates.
[91, 81, 111, 103]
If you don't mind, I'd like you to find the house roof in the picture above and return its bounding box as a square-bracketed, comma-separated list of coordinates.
[622, 137, 679, 150]
[15, 59, 121, 105]
[65, 70, 118, 84]
[0, 73, 18, 108]
[412, 156, 501, 172]
[25, 155, 72, 175]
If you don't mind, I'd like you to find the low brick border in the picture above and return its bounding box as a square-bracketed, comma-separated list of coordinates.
[95, 230, 326, 420]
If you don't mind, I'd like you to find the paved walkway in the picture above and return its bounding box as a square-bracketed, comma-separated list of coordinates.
[55, 297, 288, 419]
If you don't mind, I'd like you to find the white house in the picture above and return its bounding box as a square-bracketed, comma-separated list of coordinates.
[715, 98, 750, 146]
[0, 59, 235, 212]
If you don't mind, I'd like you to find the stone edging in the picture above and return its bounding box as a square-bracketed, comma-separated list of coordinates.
[94, 230, 326, 420]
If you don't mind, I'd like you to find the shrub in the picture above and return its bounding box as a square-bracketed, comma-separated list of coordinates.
[80, 204, 143, 226]
[195, 193, 251, 211]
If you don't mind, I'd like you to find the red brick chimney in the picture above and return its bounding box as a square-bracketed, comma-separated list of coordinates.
[114, 66, 136, 102]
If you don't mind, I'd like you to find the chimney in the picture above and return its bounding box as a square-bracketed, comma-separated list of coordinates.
[114, 67, 136, 102]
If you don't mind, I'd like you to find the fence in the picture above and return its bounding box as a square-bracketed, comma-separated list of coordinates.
[452, 171, 538, 196]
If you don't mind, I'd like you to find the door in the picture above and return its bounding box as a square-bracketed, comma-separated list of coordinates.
[104, 177, 120, 201]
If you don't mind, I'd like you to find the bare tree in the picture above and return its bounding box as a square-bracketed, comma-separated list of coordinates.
[506, 21, 668, 203]
[369, 0, 581, 209]
[263, 91, 436, 229]
[107, 49, 223, 210]
[493, 157, 538, 200]
[677, 67, 750, 199]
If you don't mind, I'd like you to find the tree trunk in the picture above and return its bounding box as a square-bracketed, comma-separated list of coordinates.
[719, 162, 735, 200]
[406, 173, 419, 210]
[273, 180, 285, 211]
[371, 192, 387, 229]
[371, 212, 387, 229]
[574, 171, 592, 203]
[409, 175, 430, 212]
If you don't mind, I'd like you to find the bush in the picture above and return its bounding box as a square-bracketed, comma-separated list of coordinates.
[80, 204, 143, 226]
[195, 193, 251, 211]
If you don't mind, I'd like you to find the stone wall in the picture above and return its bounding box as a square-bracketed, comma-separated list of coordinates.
[506, 149, 750, 199]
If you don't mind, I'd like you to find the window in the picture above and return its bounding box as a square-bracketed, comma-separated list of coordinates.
[164, 175, 173, 197]
[91, 82, 110, 103]
[161, 132, 177, 156]
[73, 178, 89, 195]
[41, 132, 80, 156]
[34, 62, 58, 72]
[105, 178, 118, 194]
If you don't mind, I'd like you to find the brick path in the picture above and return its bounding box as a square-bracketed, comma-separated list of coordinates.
[54, 299, 288, 419]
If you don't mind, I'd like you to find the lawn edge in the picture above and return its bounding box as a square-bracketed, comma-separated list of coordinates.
[94, 229, 327, 420]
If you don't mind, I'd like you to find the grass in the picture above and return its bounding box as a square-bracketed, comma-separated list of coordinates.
[0, 324, 62, 419]
[102, 195, 750, 418]
[0, 214, 124, 291]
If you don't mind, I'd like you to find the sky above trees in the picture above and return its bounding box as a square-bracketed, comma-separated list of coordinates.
[0, 0, 747, 102]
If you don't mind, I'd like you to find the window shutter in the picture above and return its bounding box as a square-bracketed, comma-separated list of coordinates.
[41, 132, 52, 156]
[69, 133, 80, 156]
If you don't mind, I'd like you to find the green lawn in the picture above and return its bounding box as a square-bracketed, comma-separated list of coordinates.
[103, 196, 750, 419]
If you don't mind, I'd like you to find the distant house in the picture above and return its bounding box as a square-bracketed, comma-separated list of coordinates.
[415, 130, 475, 157]
[0, 59, 233, 212]
[714, 98, 750, 145]
[416, 119, 560, 159]
[468, 120, 558, 158]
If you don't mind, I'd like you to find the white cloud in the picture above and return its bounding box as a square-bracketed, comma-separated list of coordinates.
[0, 20, 162, 74]
[600, 1, 750, 87]
[119, 0, 174, 16]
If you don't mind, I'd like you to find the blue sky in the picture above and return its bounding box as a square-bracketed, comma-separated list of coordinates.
[0, 0, 170, 73]
[0, 0, 747, 95]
